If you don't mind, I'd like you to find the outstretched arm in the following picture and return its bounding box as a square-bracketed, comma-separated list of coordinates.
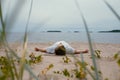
[74, 49, 88, 54]
[35, 47, 47, 53]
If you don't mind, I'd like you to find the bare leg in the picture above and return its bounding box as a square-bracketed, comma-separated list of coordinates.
[74, 49, 88, 54]
[35, 47, 47, 53]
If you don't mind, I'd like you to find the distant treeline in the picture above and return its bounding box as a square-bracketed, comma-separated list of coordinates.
[47, 30, 80, 33]
[99, 29, 120, 33]
[47, 30, 61, 32]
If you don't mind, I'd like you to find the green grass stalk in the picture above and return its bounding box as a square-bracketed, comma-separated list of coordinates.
[0, 0, 39, 80]
[74, 0, 100, 80]
[103, 0, 120, 21]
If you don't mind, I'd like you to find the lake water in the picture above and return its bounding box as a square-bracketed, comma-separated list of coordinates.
[6, 32, 120, 44]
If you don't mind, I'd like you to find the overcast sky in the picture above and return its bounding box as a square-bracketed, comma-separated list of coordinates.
[2, 0, 120, 32]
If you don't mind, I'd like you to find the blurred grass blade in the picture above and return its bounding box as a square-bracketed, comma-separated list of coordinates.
[80, 53, 87, 74]
[72, 55, 95, 80]
[23, 0, 33, 46]
[25, 0, 33, 31]
[0, 1, 6, 43]
[4, 0, 11, 23]
[24, 64, 39, 80]
[74, 0, 100, 79]
[10, 56, 19, 80]
[23, 0, 33, 43]
[19, 0, 33, 79]
[7, 45, 20, 59]
[0, 0, 39, 80]
[103, 0, 120, 21]
[5, 0, 25, 30]
[7, 45, 39, 80]
[6, 52, 15, 80]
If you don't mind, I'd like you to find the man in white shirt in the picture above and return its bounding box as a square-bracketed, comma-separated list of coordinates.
[35, 41, 88, 55]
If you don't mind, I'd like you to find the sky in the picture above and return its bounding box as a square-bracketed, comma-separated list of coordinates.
[1, 0, 120, 32]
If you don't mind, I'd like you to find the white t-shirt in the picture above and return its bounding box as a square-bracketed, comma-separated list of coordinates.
[46, 41, 75, 54]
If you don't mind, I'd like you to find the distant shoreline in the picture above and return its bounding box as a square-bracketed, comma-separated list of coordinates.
[47, 30, 61, 32]
[99, 29, 120, 33]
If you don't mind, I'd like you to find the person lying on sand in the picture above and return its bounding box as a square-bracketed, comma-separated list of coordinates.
[35, 41, 88, 55]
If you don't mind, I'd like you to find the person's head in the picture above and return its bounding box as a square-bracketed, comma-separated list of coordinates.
[55, 43, 66, 56]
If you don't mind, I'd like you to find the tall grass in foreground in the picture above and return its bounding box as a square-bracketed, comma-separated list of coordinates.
[0, 0, 38, 80]
[74, 0, 100, 80]
[103, 0, 120, 21]
[0, 0, 120, 80]
[73, 0, 120, 80]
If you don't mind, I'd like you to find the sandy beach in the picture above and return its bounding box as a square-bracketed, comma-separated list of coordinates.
[0, 42, 120, 80]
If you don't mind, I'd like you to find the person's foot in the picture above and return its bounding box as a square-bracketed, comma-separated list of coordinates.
[35, 47, 40, 51]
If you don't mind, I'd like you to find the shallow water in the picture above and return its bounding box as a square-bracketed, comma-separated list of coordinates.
[6, 32, 120, 44]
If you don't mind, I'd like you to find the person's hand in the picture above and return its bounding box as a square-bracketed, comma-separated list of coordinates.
[35, 47, 39, 51]
[83, 49, 89, 53]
